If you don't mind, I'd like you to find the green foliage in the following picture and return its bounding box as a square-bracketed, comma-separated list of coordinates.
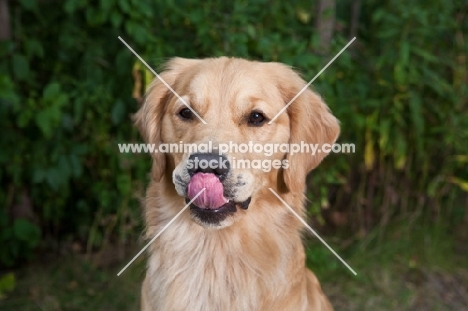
[307, 0, 468, 233]
[0, 0, 152, 267]
[0, 0, 466, 267]
[0, 273, 15, 300]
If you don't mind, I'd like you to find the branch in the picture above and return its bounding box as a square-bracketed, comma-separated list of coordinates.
[0, 0, 10, 41]
[350, 0, 361, 39]
[315, 0, 336, 54]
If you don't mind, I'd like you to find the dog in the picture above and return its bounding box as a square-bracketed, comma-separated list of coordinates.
[134, 57, 339, 310]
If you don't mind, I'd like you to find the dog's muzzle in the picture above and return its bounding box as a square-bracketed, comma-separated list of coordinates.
[184, 153, 251, 225]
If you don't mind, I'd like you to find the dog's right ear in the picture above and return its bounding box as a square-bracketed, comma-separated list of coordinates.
[266, 62, 340, 194]
[133, 57, 201, 182]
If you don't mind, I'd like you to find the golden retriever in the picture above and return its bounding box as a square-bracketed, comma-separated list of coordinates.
[134, 57, 339, 310]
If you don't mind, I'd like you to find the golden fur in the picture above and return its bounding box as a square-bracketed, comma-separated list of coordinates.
[135, 57, 339, 310]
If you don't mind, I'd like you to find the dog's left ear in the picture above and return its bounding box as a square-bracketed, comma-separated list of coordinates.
[133, 57, 202, 182]
[270, 63, 340, 193]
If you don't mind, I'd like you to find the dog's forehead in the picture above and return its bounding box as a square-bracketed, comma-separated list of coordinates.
[186, 59, 279, 110]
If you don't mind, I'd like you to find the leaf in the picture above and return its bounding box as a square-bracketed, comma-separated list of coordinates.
[24, 39, 44, 58]
[111, 100, 125, 124]
[394, 132, 407, 170]
[132, 62, 143, 99]
[19, 0, 37, 10]
[86, 7, 105, 26]
[35, 83, 67, 137]
[58, 156, 71, 183]
[69, 154, 83, 178]
[400, 41, 410, 67]
[394, 63, 406, 85]
[412, 46, 438, 63]
[63, 0, 81, 14]
[372, 9, 386, 23]
[13, 219, 41, 245]
[33, 168, 47, 183]
[111, 11, 123, 28]
[45, 167, 62, 190]
[43, 82, 61, 100]
[12, 55, 30, 81]
[125, 22, 147, 44]
[296, 9, 311, 24]
[100, 0, 114, 11]
[144, 68, 153, 89]
[0, 273, 15, 299]
[409, 91, 424, 154]
[448, 177, 468, 192]
[118, 0, 131, 13]
[116, 174, 131, 195]
[454, 155, 468, 163]
[246, 24, 256, 38]
[61, 113, 74, 130]
[0, 75, 19, 103]
[364, 129, 375, 171]
[378, 120, 391, 155]
[35, 109, 53, 137]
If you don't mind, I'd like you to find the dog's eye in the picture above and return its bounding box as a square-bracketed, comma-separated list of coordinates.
[248, 111, 265, 126]
[179, 108, 193, 120]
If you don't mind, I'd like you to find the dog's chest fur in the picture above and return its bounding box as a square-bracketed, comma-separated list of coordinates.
[144, 210, 305, 311]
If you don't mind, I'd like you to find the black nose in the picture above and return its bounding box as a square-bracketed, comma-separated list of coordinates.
[187, 153, 230, 179]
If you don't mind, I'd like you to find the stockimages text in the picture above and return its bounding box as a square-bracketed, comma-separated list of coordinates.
[118, 141, 355, 172]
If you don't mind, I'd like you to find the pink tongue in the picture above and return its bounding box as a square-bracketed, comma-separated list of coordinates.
[187, 173, 227, 209]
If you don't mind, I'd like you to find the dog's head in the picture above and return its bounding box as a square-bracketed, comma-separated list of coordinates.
[135, 57, 339, 229]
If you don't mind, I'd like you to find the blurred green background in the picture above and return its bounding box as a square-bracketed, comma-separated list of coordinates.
[0, 0, 467, 310]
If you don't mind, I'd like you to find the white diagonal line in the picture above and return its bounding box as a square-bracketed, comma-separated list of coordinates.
[117, 188, 206, 276]
[268, 37, 356, 124]
[268, 188, 357, 275]
[118, 36, 207, 124]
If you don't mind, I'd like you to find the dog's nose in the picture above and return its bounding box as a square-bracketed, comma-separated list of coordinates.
[187, 153, 230, 178]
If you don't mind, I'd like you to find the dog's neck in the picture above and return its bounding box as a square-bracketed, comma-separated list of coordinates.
[143, 181, 309, 310]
